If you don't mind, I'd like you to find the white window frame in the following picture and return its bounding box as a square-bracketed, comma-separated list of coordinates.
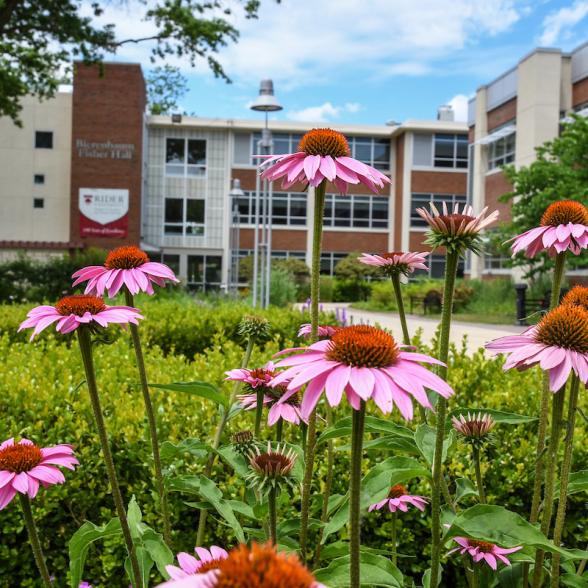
[320, 252, 348, 276]
[165, 137, 207, 177]
[324, 194, 389, 230]
[410, 193, 468, 228]
[433, 133, 468, 169]
[164, 197, 206, 236]
[485, 122, 516, 171]
[186, 254, 223, 290]
[237, 191, 307, 226]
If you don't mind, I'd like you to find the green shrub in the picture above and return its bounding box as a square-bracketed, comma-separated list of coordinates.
[269, 267, 298, 307]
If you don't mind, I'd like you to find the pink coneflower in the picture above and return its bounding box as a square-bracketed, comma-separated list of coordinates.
[157, 543, 327, 588]
[452, 412, 496, 441]
[368, 484, 428, 513]
[510, 200, 588, 258]
[226, 363, 304, 425]
[486, 304, 588, 391]
[259, 128, 390, 194]
[416, 202, 499, 255]
[18, 295, 143, 340]
[0, 438, 78, 509]
[448, 537, 522, 570]
[72, 245, 179, 297]
[297, 324, 339, 339]
[166, 546, 229, 580]
[272, 325, 453, 420]
[358, 252, 429, 277]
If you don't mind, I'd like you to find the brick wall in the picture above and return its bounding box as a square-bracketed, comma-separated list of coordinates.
[411, 170, 467, 194]
[239, 228, 306, 250]
[322, 231, 387, 252]
[572, 77, 588, 107]
[487, 98, 517, 131]
[485, 171, 512, 221]
[70, 63, 146, 247]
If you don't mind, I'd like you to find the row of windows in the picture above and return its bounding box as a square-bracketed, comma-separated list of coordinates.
[250, 133, 390, 170]
[410, 193, 468, 228]
[163, 254, 222, 290]
[487, 125, 516, 170]
[235, 192, 389, 229]
[165, 138, 207, 176]
[433, 134, 468, 168]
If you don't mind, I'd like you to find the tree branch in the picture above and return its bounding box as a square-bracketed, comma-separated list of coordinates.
[110, 34, 165, 47]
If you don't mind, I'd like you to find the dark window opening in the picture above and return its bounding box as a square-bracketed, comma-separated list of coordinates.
[35, 132, 53, 149]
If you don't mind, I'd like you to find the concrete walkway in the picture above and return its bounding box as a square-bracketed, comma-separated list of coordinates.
[320, 303, 526, 354]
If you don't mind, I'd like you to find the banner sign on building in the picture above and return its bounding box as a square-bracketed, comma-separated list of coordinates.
[79, 188, 129, 238]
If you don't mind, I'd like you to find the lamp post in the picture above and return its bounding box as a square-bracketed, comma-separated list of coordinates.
[250, 79, 283, 308]
[229, 178, 245, 294]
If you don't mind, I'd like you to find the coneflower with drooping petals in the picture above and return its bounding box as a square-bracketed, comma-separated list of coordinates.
[259, 128, 390, 194]
[561, 284, 588, 311]
[166, 546, 229, 580]
[272, 325, 453, 420]
[448, 537, 522, 570]
[416, 202, 499, 255]
[72, 245, 179, 297]
[486, 304, 588, 391]
[509, 200, 588, 258]
[0, 438, 78, 509]
[18, 295, 143, 340]
[358, 251, 429, 277]
[368, 484, 428, 513]
[297, 323, 339, 339]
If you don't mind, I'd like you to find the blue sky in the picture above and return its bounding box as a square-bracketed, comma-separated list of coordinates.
[91, 0, 588, 124]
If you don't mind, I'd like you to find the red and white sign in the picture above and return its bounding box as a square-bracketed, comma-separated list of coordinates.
[79, 188, 129, 238]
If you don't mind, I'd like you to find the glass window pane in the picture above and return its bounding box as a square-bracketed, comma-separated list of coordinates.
[372, 199, 388, 221]
[323, 198, 334, 226]
[187, 199, 205, 223]
[35, 131, 53, 149]
[165, 198, 183, 223]
[353, 200, 370, 227]
[272, 198, 288, 224]
[206, 256, 222, 284]
[354, 142, 372, 163]
[289, 197, 307, 220]
[166, 139, 185, 163]
[320, 254, 332, 275]
[434, 136, 454, 159]
[273, 138, 291, 155]
[187, 140, 206, 165]
[162, 254, 180, 274]
[456, 138, 468, 160]
[187, 256, 204, 283]
[334, 200, 351, 226]
[164, 225, 183, 235]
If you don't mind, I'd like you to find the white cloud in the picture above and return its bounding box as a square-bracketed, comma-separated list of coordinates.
[539, 1, 588, 46]
[287, 101, 363, 122]
[82, 0, 529, 86]
[447, 94, 471, 122]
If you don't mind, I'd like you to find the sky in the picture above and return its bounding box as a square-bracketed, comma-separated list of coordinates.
[86, 0, 588, 125]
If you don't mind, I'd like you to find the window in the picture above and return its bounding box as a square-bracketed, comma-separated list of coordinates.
[165, 138, 206, 176]
[324, 194, 388, 229]
[320, 252, 347, 276]
[161, 254, 180, 275]
[236, 191, 307, 226]
[271, 250, 306, 260]
[35, 132, 53, 149]
[483, 231, 510, 271]
[33, 198, 44, 209]
[433, 134, 468, 168]
[34, 174, 45, 185]
[164, 197, 205, 236]
[249, 133, 390, 170]
[410, 193, 467, 227]
[413, 255, 465, 279]
[487, 125, 515, 170]
[187, 255, 222, 291]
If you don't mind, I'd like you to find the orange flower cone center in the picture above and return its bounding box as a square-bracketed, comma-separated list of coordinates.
[326, 325, 399, 367]
[55, 295, 107, 316]
[388, 484, 407, 499]
[196, 559, 225, 574]
[105, 246, 149, 269]
[213, 543, 316, 588]
[540, 200, 588, 227]
[562, 285, 588, 312]
[249, 368, 276, 381]
[535, 305, 588, 353]
[468, 540, 495, 553]
[298, 128, 350, 158]
[0, 443, 42, 473]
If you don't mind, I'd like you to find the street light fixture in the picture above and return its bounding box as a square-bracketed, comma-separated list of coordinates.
[229, 178, 244, 294]
[250, 80, 283, 308]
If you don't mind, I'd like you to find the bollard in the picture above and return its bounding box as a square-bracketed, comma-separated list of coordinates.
[515, 283, 528, 326]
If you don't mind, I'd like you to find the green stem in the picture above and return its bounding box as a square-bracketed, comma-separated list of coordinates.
[276, 419, 283, 443]
[390, 273, 411, 346]
[526, 251, 567, 587]
[196, 337, 254, 546]
[532, 386, 566, 588]
[350, 401, 366, 588]
[472, 564, 480, 588]
[429, 250, 459, 588]
[550, 375, 580, 588]
[255, 387, 264, 438]
[299, 180, 326, 561]
[125, 290, 171, 546]
[269, 486, 278, 545]
[18, 494, 52, 588]
[76, 328, 142, 588]
[313, 404, 336, 567]
[472, 446, 486, 504]
[391, 510, 398, 566]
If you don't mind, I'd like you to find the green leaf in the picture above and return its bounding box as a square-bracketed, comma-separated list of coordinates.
[143, 528, 174, 578]
[127, 495, 144, 541]
[556, 470, 588, 496]
[69, 518, 122, 588]
[561, 574, 588, 588]
[449, 408, 536, 425]
[314, 553, 403, 587]
[415, 424, 456, 466]
[338, 435, 418, 455]
[124, 546, 153, 588]
[160, 438, 212, 461]
[151, 381, 227, 408]
[445, 505, 588, 561]
[322, 457, 429, 543]
[454, 478, 479, 504]
[319, 416, 414, 445]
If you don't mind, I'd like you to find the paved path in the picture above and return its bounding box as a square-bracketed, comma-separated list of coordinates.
[320, 303, 526, 354]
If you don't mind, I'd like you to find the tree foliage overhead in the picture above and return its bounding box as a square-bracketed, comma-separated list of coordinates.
[146, 65, 189, 115]
[499, 114, 588, 278]
[0, 0, 273, 125]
